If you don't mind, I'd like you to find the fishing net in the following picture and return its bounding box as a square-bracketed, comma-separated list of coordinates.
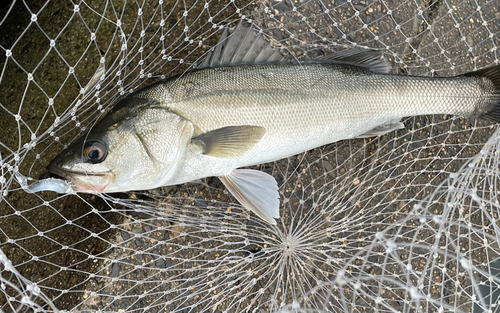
[1, 0, 500, 312]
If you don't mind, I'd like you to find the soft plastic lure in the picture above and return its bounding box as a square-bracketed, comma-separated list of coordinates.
[14, 172, 73, 194]
[26, 177, 74, 194]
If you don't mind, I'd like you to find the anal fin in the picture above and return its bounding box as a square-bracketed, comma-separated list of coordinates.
[357, 119, 405, 138]
[219, 169, 280, 225]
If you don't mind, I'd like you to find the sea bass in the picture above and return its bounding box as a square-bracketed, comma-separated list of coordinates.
[47, 22, 500, 225]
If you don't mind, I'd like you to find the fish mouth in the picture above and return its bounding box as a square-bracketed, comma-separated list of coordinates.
[39, 171, 65, 180]
[47, 165, 113, 193]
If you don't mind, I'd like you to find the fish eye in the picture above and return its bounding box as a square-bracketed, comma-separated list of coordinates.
[83, 141, 107, 163]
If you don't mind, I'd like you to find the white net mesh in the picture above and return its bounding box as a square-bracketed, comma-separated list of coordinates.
[1, 0, 500, 312]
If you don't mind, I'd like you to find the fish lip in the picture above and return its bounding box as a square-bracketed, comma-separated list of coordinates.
[39, 171, 65, 180]
[47, 165, 113, 192]
[47, 164, 110, 179]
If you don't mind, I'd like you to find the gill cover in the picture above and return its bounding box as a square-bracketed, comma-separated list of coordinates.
[129, 105, 194, 186]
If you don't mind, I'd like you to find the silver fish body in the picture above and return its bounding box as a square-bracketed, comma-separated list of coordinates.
[134, 62, 496, 185]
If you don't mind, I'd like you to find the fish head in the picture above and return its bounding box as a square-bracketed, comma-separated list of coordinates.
[48, 97, 194, 193]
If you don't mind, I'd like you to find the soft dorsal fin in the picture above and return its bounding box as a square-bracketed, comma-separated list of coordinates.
[198, 21, 284, 69]
[312, 48, 392, 74]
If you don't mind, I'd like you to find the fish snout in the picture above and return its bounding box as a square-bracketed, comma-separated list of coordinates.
[47, 148, 79, 175]
[47, 147, 113, 192]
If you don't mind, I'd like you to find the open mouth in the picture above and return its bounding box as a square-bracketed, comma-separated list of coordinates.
[39, 171, 65, 180]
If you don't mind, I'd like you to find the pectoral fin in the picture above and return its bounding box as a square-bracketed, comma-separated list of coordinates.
[219, 169, 280, 225]
[192, 126, 266, 158]
[357, 119, 405, 138]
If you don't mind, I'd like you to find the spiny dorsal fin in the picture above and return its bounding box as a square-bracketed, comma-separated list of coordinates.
[198, 21, 284, 69]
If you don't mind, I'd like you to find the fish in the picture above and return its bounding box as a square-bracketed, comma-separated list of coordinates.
[47, 22, 500, 225]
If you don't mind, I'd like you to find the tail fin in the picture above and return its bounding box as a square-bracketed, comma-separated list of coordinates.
[465, 64, 500, 123]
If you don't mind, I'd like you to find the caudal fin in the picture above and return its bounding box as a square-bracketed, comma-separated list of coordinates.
[465, 64, 500, 123]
